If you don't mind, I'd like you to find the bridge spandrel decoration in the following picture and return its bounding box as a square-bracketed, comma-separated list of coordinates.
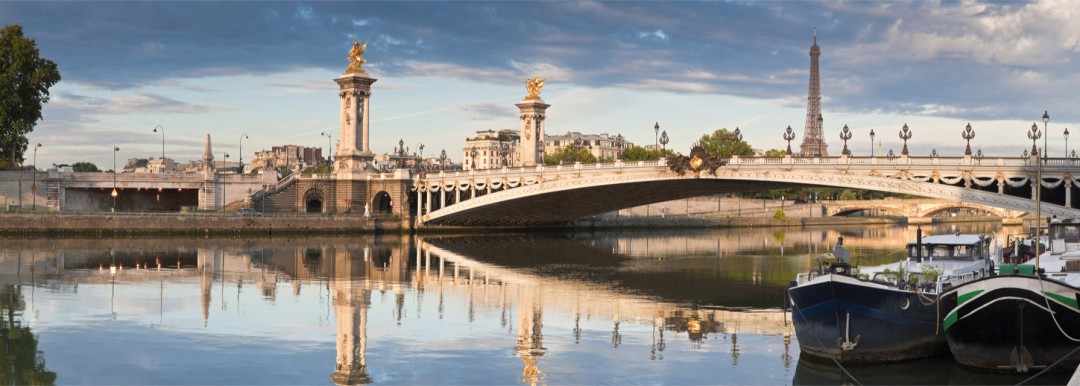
[667, 146, 727, 177]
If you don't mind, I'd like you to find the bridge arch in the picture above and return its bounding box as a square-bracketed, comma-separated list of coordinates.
[372, 191, 393, 215]
[299, 181, 332, 214]
[416, 165, 1080, 226]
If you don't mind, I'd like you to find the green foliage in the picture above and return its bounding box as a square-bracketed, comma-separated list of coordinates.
[696, 128, 753, 158]
[772, 209, 786, 220]
[71, 162, 100, 172]
[0, 285, 57, 385]
[764, 148, 787, 158]
[921, 265, 942, 283]
[276, 165, 293, 178]
[302, 164, 332, 174]
[544, 144, 596, 165]
[249, 167, 261, 175]
[0, 25, 61, 170]
[620, 146, 660, 161]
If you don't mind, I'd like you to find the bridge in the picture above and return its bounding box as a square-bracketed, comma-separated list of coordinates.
[412, 154, 1080, 226]
[822, 198, 1026, 223]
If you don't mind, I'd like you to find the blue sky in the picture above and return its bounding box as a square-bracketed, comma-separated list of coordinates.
[4, 1, 1080, 169]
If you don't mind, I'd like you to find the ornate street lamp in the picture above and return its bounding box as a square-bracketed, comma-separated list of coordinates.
[112, 145, 119, 212]
[1065, 127, 1070, 158]
[469, 146, 478, 170]
[321, 131, 332, 165]
[783, 126, 795, 155]
[398, 138, 406, 168]
[839, 124, 852, 156]
[962, 123, 975, 156]
[977, 149, 983, 158]
[931, 149, 938, 158]
[239, 133, 249, 173]
[1028, 122, 1041, 157]
[1043, 110, 1049, 164]
[439, 149, 447, 171]
[733, 127, 743, 156]
[869, 128, 876, 157]
[654, 122, 660, 150]
[659, 130, 669, 153]
[153, 125, 164, 160]
[615, 134, 624, 161]
[31, 143, 40, 211]
[899, 124, 912, 156]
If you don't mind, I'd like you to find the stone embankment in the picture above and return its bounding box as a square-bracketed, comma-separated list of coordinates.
[0, 213, 909, 236]
[0, 213, 402, 236]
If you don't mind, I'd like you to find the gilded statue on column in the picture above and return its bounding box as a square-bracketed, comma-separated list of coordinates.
[346, 41, 368, 73]
[524, 76, 546, 100]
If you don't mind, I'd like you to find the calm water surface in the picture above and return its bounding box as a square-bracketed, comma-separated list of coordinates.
[0, 223, 1070, 385]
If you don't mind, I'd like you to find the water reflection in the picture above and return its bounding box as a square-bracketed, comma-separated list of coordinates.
[0, 223, 1038, 384]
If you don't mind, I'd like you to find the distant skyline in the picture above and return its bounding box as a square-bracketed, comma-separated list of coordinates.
[3, 1, 1079, 169]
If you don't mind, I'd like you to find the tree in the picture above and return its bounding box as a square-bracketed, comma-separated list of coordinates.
[543, 144, 596, 165]
[696, 128, 753, 158]
[71, 162, 100, 172]
[620, 146, 673, 161]
[0, 25, 61, 170]
[763, 148, 786, 158]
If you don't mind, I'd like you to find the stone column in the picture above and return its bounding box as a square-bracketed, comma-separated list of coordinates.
[517, 99, 550, 167]
[334, 72, 377, 173]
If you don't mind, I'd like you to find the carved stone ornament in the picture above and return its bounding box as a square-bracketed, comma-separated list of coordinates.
[667, 145, 727, 178]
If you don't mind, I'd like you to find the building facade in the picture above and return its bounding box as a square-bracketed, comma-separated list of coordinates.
[544, 131, 631, 161]
[250, 145, 325, 173]
[463, 129, 519, 170]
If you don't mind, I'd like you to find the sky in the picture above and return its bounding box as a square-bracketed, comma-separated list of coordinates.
[4, 0, 1080, 170]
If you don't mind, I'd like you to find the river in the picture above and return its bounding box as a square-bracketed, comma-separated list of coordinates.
[0, 222, 1070, 385]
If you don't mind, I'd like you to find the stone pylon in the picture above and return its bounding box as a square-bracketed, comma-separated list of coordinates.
[334, 68, 377, 172]
[799, 30, 829, 157]
[517, 97, 550, 167]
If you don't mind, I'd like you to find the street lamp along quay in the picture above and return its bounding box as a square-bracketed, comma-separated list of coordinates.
[899, 124, 912, 156]
[869, 128, 876, 157]
[31, 143, 40, 211]
[112, 145, 119, 212]
[239, 133, 249, 175]
[153, 125, 164, 161]
[839, 124, 852, 156]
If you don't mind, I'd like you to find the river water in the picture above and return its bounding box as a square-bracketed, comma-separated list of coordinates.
[0, 223, 1071, 385]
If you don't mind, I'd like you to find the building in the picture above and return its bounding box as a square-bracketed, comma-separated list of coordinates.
[463, 129, 519, 170]
[544, 131, 631, 161]
[250, 145, 324, 173]
[123, 157, 178, 174]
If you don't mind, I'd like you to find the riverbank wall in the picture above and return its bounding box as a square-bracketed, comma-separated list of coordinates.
[0, 213, 918, 237]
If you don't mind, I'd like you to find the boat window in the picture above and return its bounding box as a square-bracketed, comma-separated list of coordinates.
[932, 245, 952, 257]
[1055, 225, 1080, 243]
[954, 245, 969, 257]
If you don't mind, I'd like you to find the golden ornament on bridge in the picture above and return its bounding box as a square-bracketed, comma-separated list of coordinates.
[346, 40, 368, 73]
[524, 76, 546, 100]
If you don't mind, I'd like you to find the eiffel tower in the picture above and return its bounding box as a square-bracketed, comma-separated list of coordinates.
[799, 29, 829, 157]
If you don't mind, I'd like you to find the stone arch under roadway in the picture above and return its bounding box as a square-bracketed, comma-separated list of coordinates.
[420, 169, 1080, 226]
[299, 181, 332, 214]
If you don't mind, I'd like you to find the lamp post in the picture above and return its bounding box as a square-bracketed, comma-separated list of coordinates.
[839, 124, 852, 156]
[417, 143, 425, 169]
[962, 123, 975, 156]
[31, 143, 40, 211]
[398, 138, 406, 168]
[733, 127, 743, 157]
[899, 124, 912, 156]
[469, 146, 478, 170]
[321, 131, 332, 166]
[654, 122, 660, 150]
[783, 126, 795, 155]
[1028, 123, 1041, 157]
[1043, 111, 1049, 164]
[239, 133, 249, 174]
[439, 149, 447, 171]
[153, 125, 164, 160]
[869, 129, 876, 157]
[659, 130, 669, 154]
[615, 134, 624, 161]
[222, 152, 229, 210]
[112, 146, 119, 212]
[1065, 128, 1070, 158]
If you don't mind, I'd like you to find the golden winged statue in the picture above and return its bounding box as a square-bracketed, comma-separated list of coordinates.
[524, 76, 546, 100]
[346, 40, 368, 73]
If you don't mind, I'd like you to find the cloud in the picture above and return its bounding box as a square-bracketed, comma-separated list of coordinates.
[458, 103, 510, 121]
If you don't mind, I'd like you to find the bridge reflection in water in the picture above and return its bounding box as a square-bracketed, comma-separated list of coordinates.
[0, 224, 1034, 384]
